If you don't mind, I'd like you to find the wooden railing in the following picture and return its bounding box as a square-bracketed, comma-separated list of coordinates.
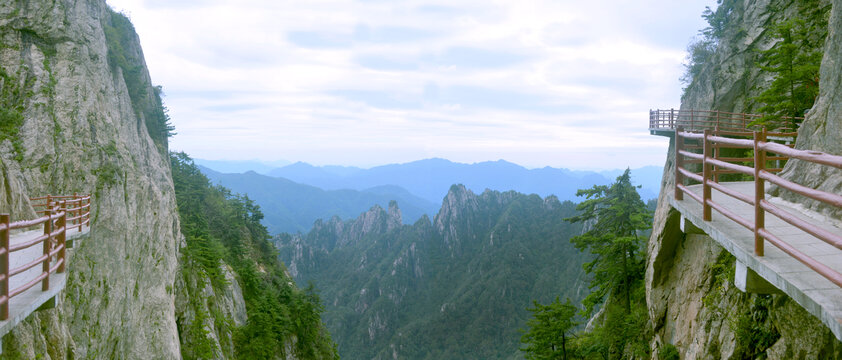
[31, 194, 91, 232]
[651, 109, 802, 133]
[674, 128, 842, 287]
[0, 194, 91, 320]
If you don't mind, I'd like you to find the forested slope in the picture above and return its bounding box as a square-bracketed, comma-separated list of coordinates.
[277, 185, 588, 359]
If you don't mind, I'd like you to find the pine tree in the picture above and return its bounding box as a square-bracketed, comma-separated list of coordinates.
[752, 1, 829, 129]
[520, 297, 579, 360]
[565, 169, 651, 316]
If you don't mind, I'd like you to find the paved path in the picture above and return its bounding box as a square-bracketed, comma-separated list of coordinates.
[0, 226, 89, 346]
[670, 182, 842, 340]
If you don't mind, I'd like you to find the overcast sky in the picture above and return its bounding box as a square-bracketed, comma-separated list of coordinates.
[106, 0, 717, 170]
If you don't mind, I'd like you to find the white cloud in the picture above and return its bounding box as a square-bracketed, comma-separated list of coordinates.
[107, 0, 717, 169]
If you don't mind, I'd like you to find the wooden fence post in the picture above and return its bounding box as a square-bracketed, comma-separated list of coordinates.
[690, 110, 695, 131]
[74, 192, 81, 232]
[713, 125, 720, 183]
[0, 214, 9, 320]
[674, 127, 684, 201]
[85, 195, 91, 229]
[58, 210, 66, 273]
[703, 129, 712, 221]
[754, 129, 767, 257]
[42, 211, 51, 291]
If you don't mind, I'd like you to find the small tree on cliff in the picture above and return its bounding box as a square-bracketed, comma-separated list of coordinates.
[520, 297, 579, 360]
[565, 169, 651, 315]
[752, 0, 829, 128]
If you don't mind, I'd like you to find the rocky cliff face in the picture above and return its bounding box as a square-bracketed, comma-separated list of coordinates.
[0, 0, 182, 358]
[773, 0, 842, 218]
[646, 0, 842, 358]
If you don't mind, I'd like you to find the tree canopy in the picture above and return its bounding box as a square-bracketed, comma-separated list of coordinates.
[565, 169, 651, 316]
[520, 297, 579, 360]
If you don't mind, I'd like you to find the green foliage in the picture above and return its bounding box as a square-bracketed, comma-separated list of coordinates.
[170, 152, 338, 359]
[0, 66, 27, 161]
[681, 0, 739, 90]
[700, 0, 739, 41]
[659, 343, 680, 360]
[702, 250, 735, 314]
[566, 169, 651, 316]
[681, 38, 717, 87]
[752, 1, 829, 128]
[520, 297, 579, 360]
[731, 295, 780, 359]
[102, 10, 175, 152]
[277, 188, 586, 359]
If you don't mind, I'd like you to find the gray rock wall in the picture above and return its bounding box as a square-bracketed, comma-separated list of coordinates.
[0, 0, 181, 358]
[774, 0, 842, 218]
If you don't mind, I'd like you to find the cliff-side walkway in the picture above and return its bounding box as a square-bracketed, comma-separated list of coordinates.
[670, 182, 842, 340]
[0, 228, 90, 339]
[649, 108, 842, 341]
[0, 195, 91, 351]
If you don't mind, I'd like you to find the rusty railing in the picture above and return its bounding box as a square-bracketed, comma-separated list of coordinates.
[674, 128, 842, 287]
[651, 109, 802, 133]
[0, 194, 91, 320]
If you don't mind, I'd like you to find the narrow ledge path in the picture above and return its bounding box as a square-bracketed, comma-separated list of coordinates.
[670, 182, 842, 340]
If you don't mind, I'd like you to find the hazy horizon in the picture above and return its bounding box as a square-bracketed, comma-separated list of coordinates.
[193, 156, 667, 172]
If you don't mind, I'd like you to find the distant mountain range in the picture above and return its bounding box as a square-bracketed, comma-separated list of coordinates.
[199, 158, 662, 201]
[197, 158, 662, 234]
[200, 166, 438, 234]
[193, 158, 291, 174]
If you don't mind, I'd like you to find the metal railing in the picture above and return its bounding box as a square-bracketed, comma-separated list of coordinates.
[651, 109, 802, 133]
[0, 194, 91, 320]
[674, 128, 842, 287]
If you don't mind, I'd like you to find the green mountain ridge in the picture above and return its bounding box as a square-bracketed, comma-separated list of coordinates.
[276, 185, 589, 359]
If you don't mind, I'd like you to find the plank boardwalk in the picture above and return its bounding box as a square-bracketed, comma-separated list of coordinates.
[670, 182, 842, 340]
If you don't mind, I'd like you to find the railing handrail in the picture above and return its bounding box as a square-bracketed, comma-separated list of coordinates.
[673, 128, 842, 288]
[651, 109, 803, 133]
[0, 193, 91, 320]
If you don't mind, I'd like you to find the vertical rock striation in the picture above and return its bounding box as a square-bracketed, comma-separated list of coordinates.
[774, 0, 842, 218]
[0, 0, 181, 357]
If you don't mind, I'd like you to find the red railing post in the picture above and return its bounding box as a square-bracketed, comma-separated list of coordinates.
[74, 192, 81, 232]
[703, 129, 712, 221]
[674, 127, 684, 201]
[713, 125, 720, 183]
[42, 211, 51, 291]
[754, 129, 767, 257]
[46, 194, 52, 216]
[0, 214, 9, 320]
[87, 195, 91, 228]
[57, 209, 66, 273]
[690, 110, 695, 131]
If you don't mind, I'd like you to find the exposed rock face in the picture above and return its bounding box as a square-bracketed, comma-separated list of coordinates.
[774, 0, 842, 218]
[0, 0, 182, 358]
[647, 0, 842, 358]
[175, 261, 248, 359]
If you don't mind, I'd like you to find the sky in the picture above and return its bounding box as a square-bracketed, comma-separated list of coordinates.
[105, 0, 718, 170]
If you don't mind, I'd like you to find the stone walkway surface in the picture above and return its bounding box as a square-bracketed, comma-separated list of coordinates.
[0, 226, 89, 345]
[670, 182, 842, 340]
